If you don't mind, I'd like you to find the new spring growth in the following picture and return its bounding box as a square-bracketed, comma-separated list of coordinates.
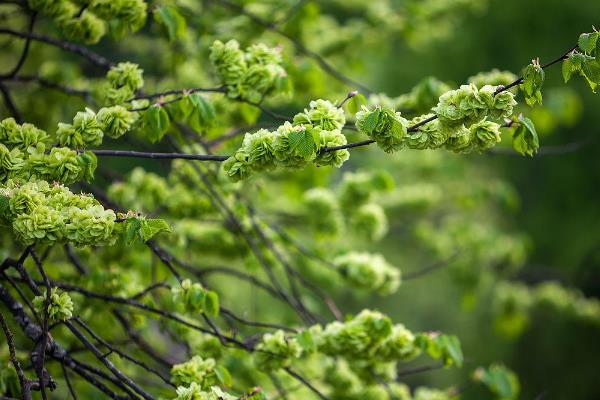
[210, 40, 289, 103]
[27, 0, 147, 44]
[32, 288, 74, 322]
[223, 99, 349, 181]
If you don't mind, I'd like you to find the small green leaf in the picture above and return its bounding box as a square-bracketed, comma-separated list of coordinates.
[512, 115, 539, 157]
[187, 287, 206, 311]
[76, 150, 97, 182]
[204, 290, 220, 317]
[288, 128, 316, 158]
[578, 32, 599, 53]
[153, 6, 187, 42]
[581, 59, 600, 92]
[296, 330, 316, 353]
[437, 334, 463, 367]
[473, 364, 520, 400]
[521, 63, 545, 106]
[186, 94, 216, 131]
[143, 105, 170, 143]
[362, 108, 380, 133]
[139, 218, 171, 241]
[214, 365, 232, 387]
[124, 217, 142, 245]
[347, 93, 367, 115]
[562, 57, 576, 82]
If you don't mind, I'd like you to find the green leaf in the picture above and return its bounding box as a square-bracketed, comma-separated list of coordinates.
[153, 6, 187, 42]
[296, 330, 316, 353]
[187, 287, 206, 311]
[473, 364, 520, 400]
[512, 115, 539, 157]
[521, 63, 544, 106]
[139, 218, 171, 242]
[143, 105, 170, 143]
[578, 32, 599, 53]
[76, 150, 97, 182]
[214, 365, 232, 387]
[186, 94, 216, 131]
[362, 108, 381, 133]
[288, 128, 316, 158]
[581, 59, 600, 92]
[123, 217, 142, 245]
[562, 57, 576, 82]
[204, 290, 220, 317]
[437, 334, 463, 367]
[347, 93, 367, 115]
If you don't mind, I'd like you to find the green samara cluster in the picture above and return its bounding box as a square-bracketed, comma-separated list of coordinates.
[27, 0, 147, 44]
[222, 99, 349, 181]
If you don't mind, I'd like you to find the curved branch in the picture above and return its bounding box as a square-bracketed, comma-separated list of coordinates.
[0, 28, 113, 70]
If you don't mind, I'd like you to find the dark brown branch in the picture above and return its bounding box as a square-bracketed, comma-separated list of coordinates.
[0, 82, 23, 122]
[0, 28, 113, 69]
[3, 75, 92, 99]
[0, 11, 36, 79]
[0, 309, 31, 400]
[91, 149, 229, 162]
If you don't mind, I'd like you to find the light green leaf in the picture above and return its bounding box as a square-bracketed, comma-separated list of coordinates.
[214, 365, 232, 387]
[139, 218, 171, 241]
[521, 63, 545, 106]
[348, 93, 367, 115]
[143, 105, 170, 143]
[581, 59, 600, 92]
[187, 94, 216, 131]
[562, 57, 576, 82]
[76, 150, 98, 182]
[288, 128, 316, 158]
[124, 217, 142, 245]
[512, 115, 539, 157]
[362, 108, 380, 133]
[204, 290, 220, 317]
[188, 287, 206, 311]
[437, 334, 463, 367]
[578, 32, 599, 53]
[153, 6, 187, 42]
[474, 364, 520, 400]
[296, 330, 316, 353]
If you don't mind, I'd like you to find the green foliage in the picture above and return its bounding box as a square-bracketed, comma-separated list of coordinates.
[333, 252, 400, 294]
[172, 279, 220, 317]
[473, 364, 520, 400]
[415, 333, 463, 367]
[32, 288, 74, 322]
[254, 330, 302, 371]
[562, 33, 600, 92]
[143, 105, 171, 142]
[171, 356, 226, 388]
[355, 106, 408, 153]
[104, 62, 145, 105]
[172, 383, 238, 400]
[521, 60, 545, 106]
[1, 180, 117, 246]
[154, 6, 187, 42]
[223, 99, 351, 180]
[512, 114, 539, 157]
[210, 40, 288, 102]
[1, 3, 599, 399]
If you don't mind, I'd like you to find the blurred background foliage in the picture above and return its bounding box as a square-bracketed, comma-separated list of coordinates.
[1, 0, 599, 399]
